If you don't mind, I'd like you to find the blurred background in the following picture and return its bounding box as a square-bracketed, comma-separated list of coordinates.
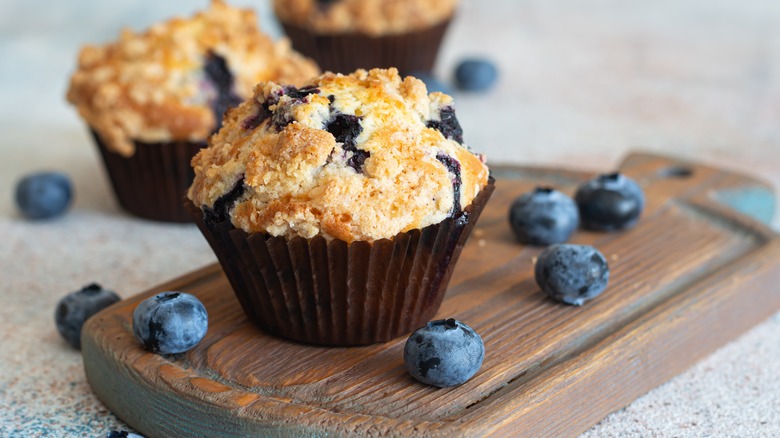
[2, 0, 780, 210]
[3, 0, 780, 178]
[1, 0, 780, 436]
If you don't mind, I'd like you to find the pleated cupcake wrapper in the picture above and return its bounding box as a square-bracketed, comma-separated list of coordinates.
[185, 178, 495, 346]
[281, 19, 452, 76]
[91, 130, 205, 223]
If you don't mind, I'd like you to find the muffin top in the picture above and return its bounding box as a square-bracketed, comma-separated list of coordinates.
[273, 0, 457, 36]
[188, 68, 489, 243]
[67, 0, 319, 157]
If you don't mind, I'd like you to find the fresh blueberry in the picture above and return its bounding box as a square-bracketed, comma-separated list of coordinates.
[454, 59, 498, 92]
[535, 244, 610, 306]
[133, 292, 208, 355]
[55, 283, 121, 349]
[15, 171, 73, 219]
[575, 173, 645, 231]
[404, 318, 484, 388]
[509, 187, 579, 246]
[106, 431, 144, 438]
[411, 72, 453, 95]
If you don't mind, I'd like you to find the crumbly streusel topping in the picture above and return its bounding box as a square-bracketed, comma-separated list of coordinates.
[67, 0, 319, 156]
[188, 68, 489, 242]
[273, 0, 457, 36]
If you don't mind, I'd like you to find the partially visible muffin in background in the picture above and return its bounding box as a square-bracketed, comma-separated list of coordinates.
[186, 68, 493, 346]
[67, 0, 319, 222]
[273, 0, 457, 75]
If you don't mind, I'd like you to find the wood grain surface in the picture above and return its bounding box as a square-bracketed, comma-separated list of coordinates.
[81, 152, 780, 437]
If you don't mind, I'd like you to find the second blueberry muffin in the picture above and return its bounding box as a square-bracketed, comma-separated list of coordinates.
[186, 68, 493, 345]
[67, 0, 319, 222]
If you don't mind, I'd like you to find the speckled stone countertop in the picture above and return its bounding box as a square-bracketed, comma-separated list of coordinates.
[1, 0, 779, 436]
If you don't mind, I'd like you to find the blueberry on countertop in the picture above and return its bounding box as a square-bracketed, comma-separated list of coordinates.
[509, 187, 579, 245]
[133, 292, 208, 355]
[535, 244, 610, 306]
[454, 59, 498, 92]
[404, 318, 484, 387]
[15, 171, 72, 219]
[411, 71, 453, 95]
[106, 431, 144, 438]
[55, 283, 121, 349]
[575, 173, 645, 231]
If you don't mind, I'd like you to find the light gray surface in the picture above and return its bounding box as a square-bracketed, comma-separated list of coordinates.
[1, 0, 779, 436]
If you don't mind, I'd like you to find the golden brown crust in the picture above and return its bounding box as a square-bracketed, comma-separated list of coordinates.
[188, 68, 488, 242]
[273, 0, 457, 36]
[67, 0, 319, 156]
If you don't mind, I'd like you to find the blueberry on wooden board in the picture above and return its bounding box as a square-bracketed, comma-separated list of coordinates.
[132, 292, 208, 355]
[509, 187, 579, 246]
[15, 171, 72, 220]
[55, 283, 120, 349]
[575, 173, 645, 231]
[535, 244, 610, 306]
[404, 318, 484, 387]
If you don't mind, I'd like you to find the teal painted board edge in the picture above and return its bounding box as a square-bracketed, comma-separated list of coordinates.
[714, 187, 776, 226]
[492, 159, 776, 227]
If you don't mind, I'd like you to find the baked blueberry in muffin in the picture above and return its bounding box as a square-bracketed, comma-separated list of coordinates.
[203, 52, 243, 128]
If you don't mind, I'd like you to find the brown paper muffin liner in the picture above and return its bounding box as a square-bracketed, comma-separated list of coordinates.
[185, 178, 495, 346]
[90, 130, 205, 223]
[280, 19, 452, 76]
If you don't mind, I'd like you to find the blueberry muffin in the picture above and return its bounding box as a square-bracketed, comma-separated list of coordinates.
[66, 0, 319, 222]
[273, 0, 457, 75]
[186, 68, 493, 346]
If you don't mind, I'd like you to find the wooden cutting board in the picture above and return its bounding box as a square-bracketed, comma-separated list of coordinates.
[81, 152, 780, 437]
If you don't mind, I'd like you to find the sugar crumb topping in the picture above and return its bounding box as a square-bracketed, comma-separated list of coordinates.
[188, 68, 489, 242]
[67, 0, 319, 156]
